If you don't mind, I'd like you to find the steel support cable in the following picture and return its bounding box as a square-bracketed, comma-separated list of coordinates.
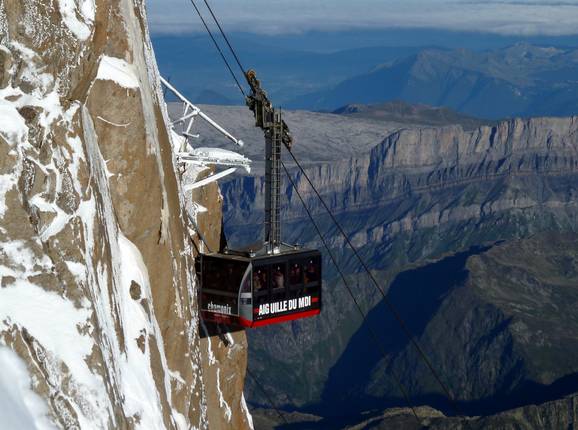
[281, 160, 421, 425]
[284, 149, 463, 417]
[186, 0, 459, 418]
[201, 0, 248, 78]
[188, 0, 246, 97]
[245, 367, 290, 426]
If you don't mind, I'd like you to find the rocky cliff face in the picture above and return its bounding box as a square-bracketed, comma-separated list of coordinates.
[220, 115, 578, 411]
[0, 1, 250, 429]
[225, 116, 578, 250]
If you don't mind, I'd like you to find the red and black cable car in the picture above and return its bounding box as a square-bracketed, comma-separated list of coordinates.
[198, 247, 321, 328]
[196, 70, 322, 328]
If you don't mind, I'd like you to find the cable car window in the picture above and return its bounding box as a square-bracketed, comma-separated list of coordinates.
[203, 257, 248, 294]
[241, 270, 251, 294]
[289, 261, 303, 286]
[272, 263, 287, 290]
[253, 266, 268, 292]
[241, 265, 252, 306]
[304, 257, 320, 285]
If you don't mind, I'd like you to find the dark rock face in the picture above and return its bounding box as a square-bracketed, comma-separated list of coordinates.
[222, 115, 578, 414]
[324, 235, 578, 416]
[253, 393, 578, 429]
[345, 394, 578, 430]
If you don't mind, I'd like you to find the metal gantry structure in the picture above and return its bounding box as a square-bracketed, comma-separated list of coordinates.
[160, 76, 251, 182]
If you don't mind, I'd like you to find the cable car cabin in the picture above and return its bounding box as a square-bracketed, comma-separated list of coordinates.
[197, 248, 322, 328]
[196, 72, 322, 328]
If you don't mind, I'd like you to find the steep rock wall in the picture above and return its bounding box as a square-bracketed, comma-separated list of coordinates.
[0, 1, 250, 428]
[225, 117, 578, 250]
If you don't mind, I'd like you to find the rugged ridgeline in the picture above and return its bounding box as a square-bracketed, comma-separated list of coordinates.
[0, 2, 250, 429]
[286, 44, 578, 118]
[320, 392, 578, 430]
[347, 393, 578, 430]
[253, 392, 578, 429]
[220, 115, 578, 419]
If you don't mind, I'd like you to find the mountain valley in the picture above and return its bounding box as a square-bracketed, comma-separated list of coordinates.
[196, 105, 578, 427]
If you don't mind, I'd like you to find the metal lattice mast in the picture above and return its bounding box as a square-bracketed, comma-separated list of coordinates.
[265, 110, 283, 252]
[244, 69, 293, 254]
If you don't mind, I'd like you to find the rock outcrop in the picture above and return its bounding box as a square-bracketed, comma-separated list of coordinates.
[344, 393, 578, 429]
[0, 1, 250, 429]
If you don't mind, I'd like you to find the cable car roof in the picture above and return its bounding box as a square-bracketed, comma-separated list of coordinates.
[205, 245, 321, 263]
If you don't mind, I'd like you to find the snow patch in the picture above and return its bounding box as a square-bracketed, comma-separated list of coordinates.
[65, 260, 86, 282]
[0, 174, 16, 219]
[193, 202, 207, 214]
[28, 195, 72, 241]
[0, 43, 67, 140]
[216, 368, 232, 423]
[193, 147, 250, 163]
[0, 347, 58, 430]
[241, 394, 254, 430]
[0, 105, 28, 145]
[57, 0, 94, 41]
[78, 0, 95, 22]
[96, 56, 140, 89]
[1, 240, 52, 274]
[116, 233, 167, 429]
[0, 280, 106, 425]
[225, 333, 234, 345]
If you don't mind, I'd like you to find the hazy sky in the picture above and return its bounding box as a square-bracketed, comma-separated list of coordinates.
[146, 0, 578, 35]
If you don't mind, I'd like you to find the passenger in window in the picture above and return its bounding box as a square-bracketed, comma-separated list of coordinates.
[253, 270, 266, 291]
[289, 263, 302, 285]
[305, 260, 318, 284]
[273, 266, 284, 289]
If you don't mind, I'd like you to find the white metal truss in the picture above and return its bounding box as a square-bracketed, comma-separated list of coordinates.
[161, 77, 251, 187]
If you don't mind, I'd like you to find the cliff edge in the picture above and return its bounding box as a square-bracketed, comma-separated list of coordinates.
[0, 1, 250, 428]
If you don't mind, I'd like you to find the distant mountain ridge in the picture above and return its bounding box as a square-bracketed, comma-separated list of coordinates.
[333, 101, 492, 130]
[153, 34, 578, 120]
[288, 43, 578, 119]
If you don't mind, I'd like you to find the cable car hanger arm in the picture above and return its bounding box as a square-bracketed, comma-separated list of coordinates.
[160, 76, 244, 147]
[244, 69, 294, 151]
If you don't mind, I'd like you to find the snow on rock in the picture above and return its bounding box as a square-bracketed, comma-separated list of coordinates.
[192, 147, 252, 173]
[57, 0, 95, 41]
[96, 56, 140, 89]
[0, 281, 107, 425]
[0, 105, 28, 145]
[0, 0, 253, 428]
[116, 233, 167, 428]
[241, 394, 254, 430]
[0, 173, 16, 219]
[216, 368, 233, 423]
[0, 347, 57, 430]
